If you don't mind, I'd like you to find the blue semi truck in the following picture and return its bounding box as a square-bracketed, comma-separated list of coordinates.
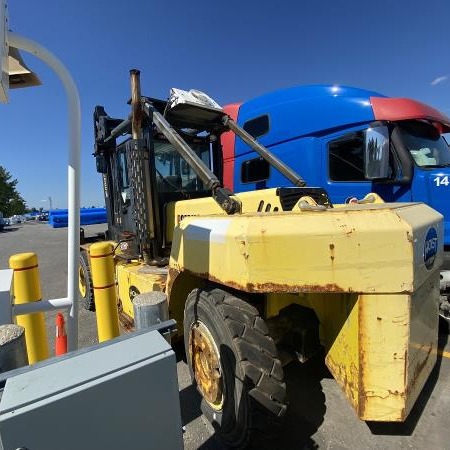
[220, 85, 450, 320]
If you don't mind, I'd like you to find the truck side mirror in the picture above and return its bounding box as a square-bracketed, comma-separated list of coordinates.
[364, 125, 390, 179]
[96, 155, 108, 174]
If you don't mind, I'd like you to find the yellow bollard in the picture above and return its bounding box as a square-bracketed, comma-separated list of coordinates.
[9, 253, 49, 363]
[89, 242, 120, 342]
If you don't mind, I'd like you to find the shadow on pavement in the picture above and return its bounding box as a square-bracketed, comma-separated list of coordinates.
[277, 353, 326, 449]
[173, 339, 186, 363]
[179, 383, 202, 427]
[197, 435, 227, 450]
[0, 227, 20, 233]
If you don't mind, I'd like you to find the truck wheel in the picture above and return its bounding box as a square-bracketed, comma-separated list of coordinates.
[184, 287, 287, 448]
[79, 251, 95, 312]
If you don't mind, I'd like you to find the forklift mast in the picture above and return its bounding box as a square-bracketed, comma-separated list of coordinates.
[92, 69, 305, 265]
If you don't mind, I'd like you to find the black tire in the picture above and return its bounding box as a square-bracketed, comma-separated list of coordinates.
[184, 287, 287, 449]
[79, 251, 95, 312]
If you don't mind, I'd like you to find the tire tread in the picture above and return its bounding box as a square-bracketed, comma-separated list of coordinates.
[202, 287, 288, 447]
[79, 251, 95, 312]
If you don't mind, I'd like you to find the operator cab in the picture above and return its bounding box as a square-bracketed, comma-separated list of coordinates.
[93, 91, 227, 259]
[154, 138, 210, 193]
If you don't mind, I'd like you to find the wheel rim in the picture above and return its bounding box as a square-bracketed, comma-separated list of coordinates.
[189, 320, 224, 410]
[79, 264, 87, 298]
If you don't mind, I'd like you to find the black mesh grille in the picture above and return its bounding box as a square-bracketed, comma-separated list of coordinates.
[276, 187, 333, 211]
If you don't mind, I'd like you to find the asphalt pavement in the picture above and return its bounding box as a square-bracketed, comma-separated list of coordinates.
[1, 221, 449, 449]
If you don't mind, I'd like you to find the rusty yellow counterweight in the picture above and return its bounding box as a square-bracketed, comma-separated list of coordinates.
[9, 253, 49, 363]
[89, 242, 120, 342]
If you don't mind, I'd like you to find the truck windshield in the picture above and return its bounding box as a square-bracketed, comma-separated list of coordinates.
[398, 121, 450, 167]
[154, 139, 211, 192]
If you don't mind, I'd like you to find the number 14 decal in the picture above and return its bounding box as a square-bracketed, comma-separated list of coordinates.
[434, 175, 450, 186]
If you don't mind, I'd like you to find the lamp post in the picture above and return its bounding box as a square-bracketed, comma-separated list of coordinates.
[4, 31, 81, 351]
[41, 196, 52, 211]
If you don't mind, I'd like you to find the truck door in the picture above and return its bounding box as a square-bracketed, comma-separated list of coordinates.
[323, 128, 373, 203]
[322, 127, 412, 204]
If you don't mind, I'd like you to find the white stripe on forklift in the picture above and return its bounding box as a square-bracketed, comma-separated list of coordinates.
[184, 218, 231, 244]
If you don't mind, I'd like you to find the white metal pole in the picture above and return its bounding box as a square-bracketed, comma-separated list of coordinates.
[8, 32, 80, 350]
[13, 297, 72, 316]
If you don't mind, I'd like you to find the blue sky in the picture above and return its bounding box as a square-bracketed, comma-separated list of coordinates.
[1, 0, 449, 209]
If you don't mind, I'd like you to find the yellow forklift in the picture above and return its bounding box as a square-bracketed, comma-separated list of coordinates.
[79, 70, 442, 448]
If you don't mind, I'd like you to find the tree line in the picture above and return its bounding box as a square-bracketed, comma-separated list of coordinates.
[0, 166, 27, 216]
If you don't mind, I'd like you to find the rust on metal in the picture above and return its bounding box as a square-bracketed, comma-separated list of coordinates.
[403, 350, 408, 390]
[166, 267, 180, 298]
[118, 308, 135, 333]
[177, 268, 347, 294]
[357, 298, 366, 418]
[326, 355, 359, 408]
[409, 343, 433, 394]
[189, 321, 223, 409]
[130, 69, 142, 140]
[246, 281, 346, 293]
[329, 243, 335, 262]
